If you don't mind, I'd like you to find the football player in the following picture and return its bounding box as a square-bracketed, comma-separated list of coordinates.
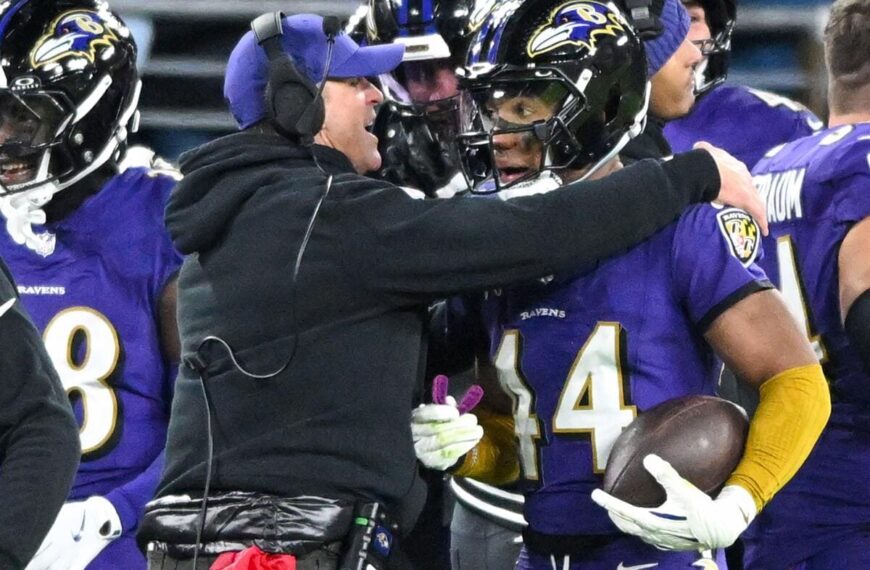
[424, 0, 830, 567]
[364, 2, 526, 568]
[739, 1, 870, 567]
[619, 0, 705, 161]
[663, 0, 823, 169]
[402, 0, 719, 567]
[0, 2, 182, 569]
[361, 0, 498, 197]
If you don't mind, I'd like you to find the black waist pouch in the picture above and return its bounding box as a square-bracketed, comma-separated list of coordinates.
[137, 491, 354, 558]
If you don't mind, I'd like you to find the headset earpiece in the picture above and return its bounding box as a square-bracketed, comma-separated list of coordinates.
[251, 12, 328, 141]
[622, 0, 665, 39]
[269, 55, 323, 139]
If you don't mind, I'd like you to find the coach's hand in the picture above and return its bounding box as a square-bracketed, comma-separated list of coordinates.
[695, 141, 769, 236]
[26, 496, 122, 570]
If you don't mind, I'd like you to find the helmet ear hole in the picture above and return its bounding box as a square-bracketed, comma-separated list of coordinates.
[603, 85, 622, 125]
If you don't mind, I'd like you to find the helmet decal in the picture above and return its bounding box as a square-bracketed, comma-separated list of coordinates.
[528, 1, 626, 58]
[469, 0, 498, 32]
[30, 10, 117, 68]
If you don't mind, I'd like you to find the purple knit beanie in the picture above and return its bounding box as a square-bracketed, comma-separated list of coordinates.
[644, 0, 691, 77]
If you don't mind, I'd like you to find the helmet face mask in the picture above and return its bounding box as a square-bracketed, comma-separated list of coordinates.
[0, 0, 139, 198]
[685, 0, 736, 95]
[0, 90, 75, 192]
[458, 68, 590, 191]
[457, 0, 650, 193]
[365, 0, 499, 192]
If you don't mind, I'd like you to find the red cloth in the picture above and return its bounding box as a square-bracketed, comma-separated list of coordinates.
[210, 546, 297, 570]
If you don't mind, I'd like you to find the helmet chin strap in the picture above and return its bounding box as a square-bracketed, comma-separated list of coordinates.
[0, 183, 58, 257]
[494, 170, 564, 200]
[693, 58, 710, 94]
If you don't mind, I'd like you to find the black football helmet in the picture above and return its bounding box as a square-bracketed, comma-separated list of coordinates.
[684, 0, 736, 95]
[458, 0, 649, 192]
[363, 0, 498, 195]
[366, 0, 497, 108]
[0, 0, 138, 197]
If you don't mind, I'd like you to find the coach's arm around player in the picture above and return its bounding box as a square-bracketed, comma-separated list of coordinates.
[0, 260, 79, 569]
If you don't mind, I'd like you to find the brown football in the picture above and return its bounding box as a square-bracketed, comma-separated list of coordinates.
[602, 395, 749, 507]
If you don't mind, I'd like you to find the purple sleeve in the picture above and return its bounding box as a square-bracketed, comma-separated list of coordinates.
[834, 172, 870, 225]
[152, 175, 184, 292]
[671, 205, 773, 330]
[151, 175, 183, 396]
[105, 452, 164, 532]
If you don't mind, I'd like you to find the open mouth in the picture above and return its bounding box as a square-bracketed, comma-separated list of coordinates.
[497, 164, 534, 184]
[364, 114, 377, 134]
[0, 154, 39, 187]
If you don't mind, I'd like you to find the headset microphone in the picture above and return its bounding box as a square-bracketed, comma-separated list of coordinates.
[295, 16, 343, 139]
[322, 15, 342, 39]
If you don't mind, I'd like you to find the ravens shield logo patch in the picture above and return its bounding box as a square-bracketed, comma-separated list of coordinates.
[716, 209, 760, 267]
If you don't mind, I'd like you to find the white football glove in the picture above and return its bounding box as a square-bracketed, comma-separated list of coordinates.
[26, 496, 122, 570]
[411, 396, 484, 471]
[591, 454, 757, 552]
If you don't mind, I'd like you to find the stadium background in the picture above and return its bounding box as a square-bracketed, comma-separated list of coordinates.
[111, 0, 835, 161]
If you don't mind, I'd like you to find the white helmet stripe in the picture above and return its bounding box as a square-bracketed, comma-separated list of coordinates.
[74, 73, 113, 122]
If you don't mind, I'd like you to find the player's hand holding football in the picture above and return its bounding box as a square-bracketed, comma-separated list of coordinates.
[26, 496, 122, 570]
[694, 141, 769, 236]
[411, 375, 484, 471]
[591, 454, 757, 551]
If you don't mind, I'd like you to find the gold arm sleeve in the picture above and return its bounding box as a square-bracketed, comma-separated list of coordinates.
[451, 408, 520, 486]
[726, 363, 831, 511]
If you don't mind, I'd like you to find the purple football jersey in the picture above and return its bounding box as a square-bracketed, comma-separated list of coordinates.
[742, 123, 870, 568]
[664, 84, 822, 169]
[0, 166, 181, 538]
[481, 203, 769, 537]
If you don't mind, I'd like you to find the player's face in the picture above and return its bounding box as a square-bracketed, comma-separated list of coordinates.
[489, 91, 558, 185]
[649, 37, 703, 119]
[685, 2, 712, 42]
[0, 93, 67, 188]
[317, 77, 384, 174]
[0, 107, 40, 186]
[400, 59, 460, 107]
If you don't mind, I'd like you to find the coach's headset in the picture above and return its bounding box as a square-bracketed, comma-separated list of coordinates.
[620, 0, 665, 39]
[251, 11, 343, 141]
[184, 13, 344, 567]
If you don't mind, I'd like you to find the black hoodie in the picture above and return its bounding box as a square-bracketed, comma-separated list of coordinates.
[154, 131, 719, 533]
